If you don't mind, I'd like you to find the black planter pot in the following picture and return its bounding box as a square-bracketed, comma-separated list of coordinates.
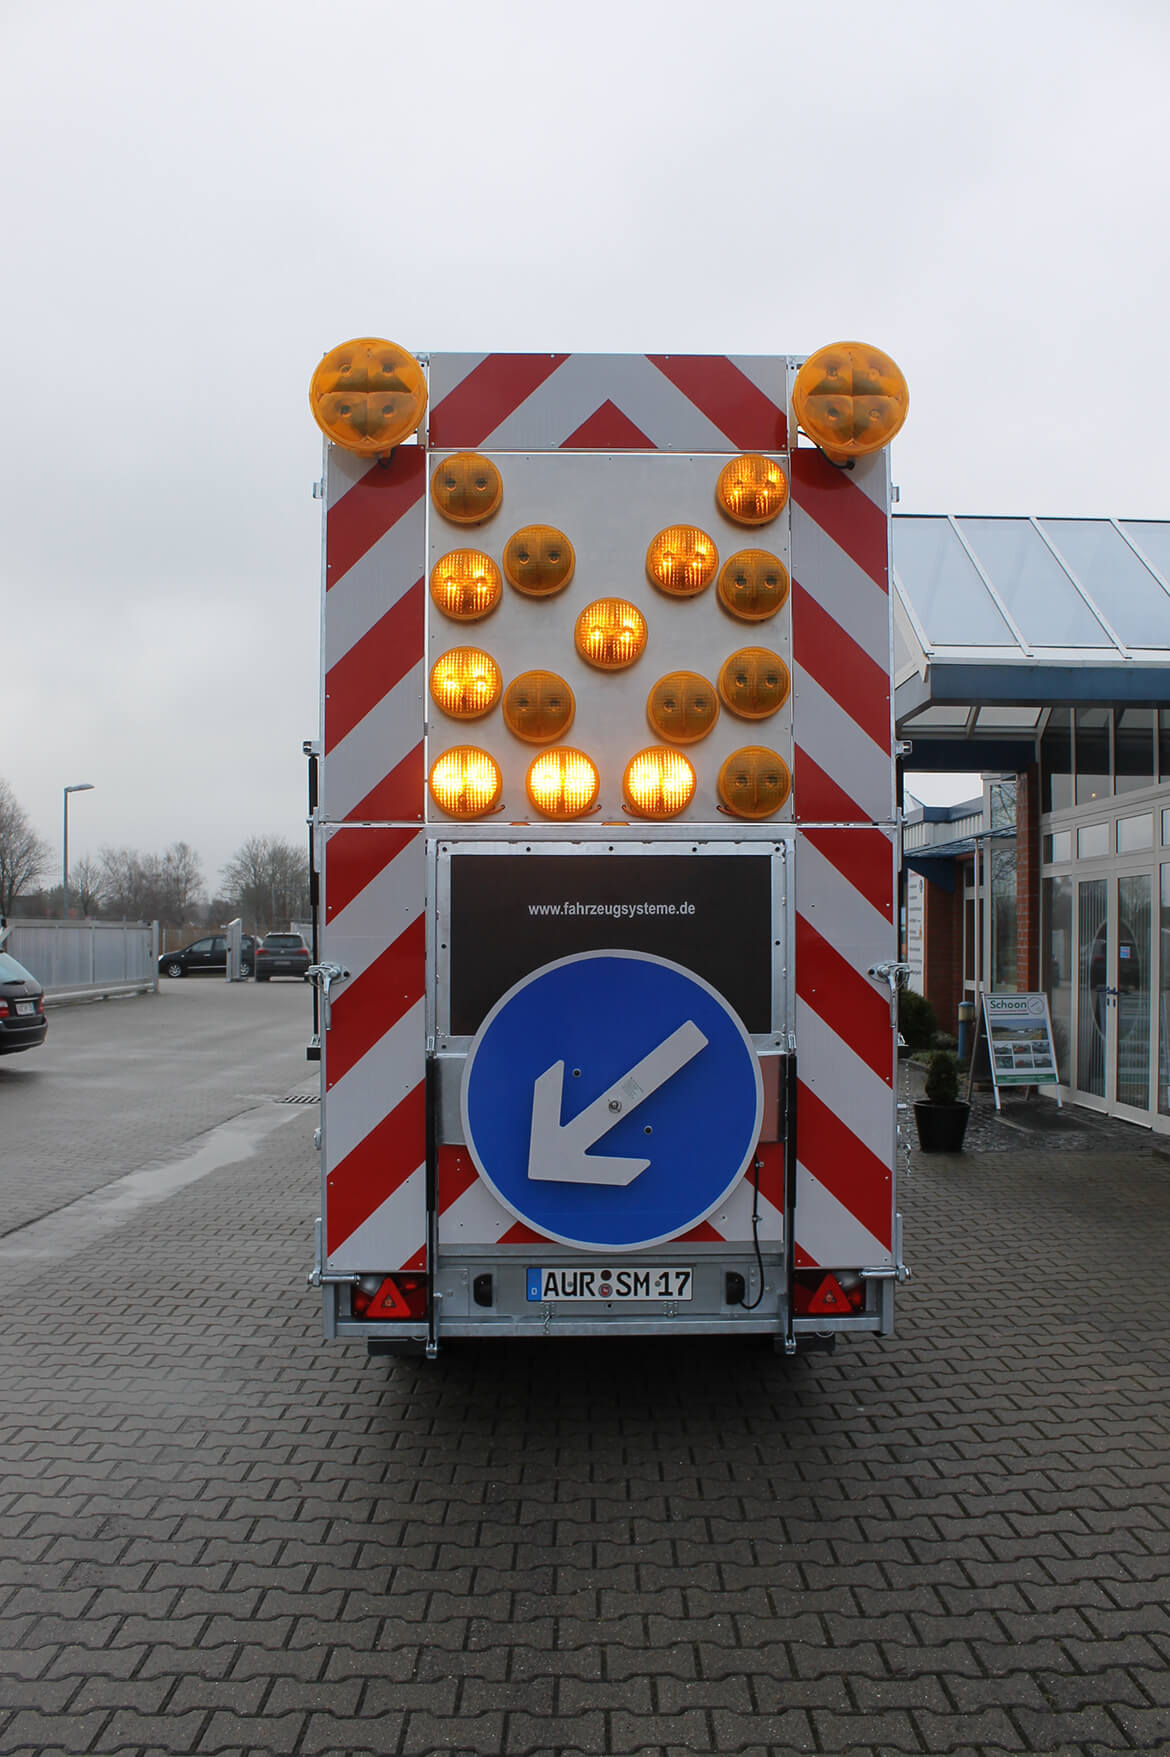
[913, 1099, 970, 1153]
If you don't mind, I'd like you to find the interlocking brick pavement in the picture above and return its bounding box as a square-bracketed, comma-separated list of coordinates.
[1, 993, 1168, 1754]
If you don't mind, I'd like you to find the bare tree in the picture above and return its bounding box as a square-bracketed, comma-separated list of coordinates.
[72, 855, 105, 917]
[98, 842, 205, 925]
[0, 779, 51, 915]
[220, 836, 310, 935]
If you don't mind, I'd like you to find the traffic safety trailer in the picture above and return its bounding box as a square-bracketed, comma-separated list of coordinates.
[305, 342, 911, 1357]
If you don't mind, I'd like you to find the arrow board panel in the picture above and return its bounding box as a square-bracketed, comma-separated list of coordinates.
[460, 950, 763, 1252]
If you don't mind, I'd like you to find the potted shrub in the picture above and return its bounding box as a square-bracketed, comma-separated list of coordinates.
[913, 1048, 970, 1152]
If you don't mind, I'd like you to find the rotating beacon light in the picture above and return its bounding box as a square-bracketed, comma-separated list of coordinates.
[792, 341, 909, 459]
[309, 338, 427, 456]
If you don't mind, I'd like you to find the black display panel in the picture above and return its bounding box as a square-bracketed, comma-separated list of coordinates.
[448, 851, 773, 1036]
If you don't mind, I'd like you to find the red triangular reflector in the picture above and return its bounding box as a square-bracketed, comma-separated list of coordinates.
[560, 399, 655, 449]
[364, 1277, 413, 1318]
[807, 1273, 848, 1314]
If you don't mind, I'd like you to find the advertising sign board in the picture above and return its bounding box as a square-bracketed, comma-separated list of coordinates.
[981, 992, 1062, 1109]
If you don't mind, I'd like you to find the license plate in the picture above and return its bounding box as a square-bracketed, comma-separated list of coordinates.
[14, 1001, 34, 1016]
[527, 1266, 693, 1303]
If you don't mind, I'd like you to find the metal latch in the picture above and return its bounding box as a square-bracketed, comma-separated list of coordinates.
[867, 960, 913, 1028]
[306, 962, 350, 1029]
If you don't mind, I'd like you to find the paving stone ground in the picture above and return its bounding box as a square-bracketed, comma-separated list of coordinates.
[1, 990, 1168, 1755]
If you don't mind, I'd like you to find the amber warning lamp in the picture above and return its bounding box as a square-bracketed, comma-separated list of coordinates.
[717, 746, 791, 819]
[429, 747, 503, 819]
[309, 338, 427, 456]
[792, 341, 909, 460]
[431, 453, 503, 524]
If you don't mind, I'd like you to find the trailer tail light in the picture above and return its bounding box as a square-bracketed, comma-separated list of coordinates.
[309, 338, 427, 456]
[717, 549, 790, 622]
[429, 747, 503, 818]
[716, 454, 788, 525]
[526, 749, 600, 819]
[624, 747, 696, 818]
[646, 525, 718, 596]
[717, 647, 790, 719]
[431, 452, 503, 524]
[574, 598, 647, 670]
[646, 671, 719, 744]
[793, 341, 909, 459]
[792, 1270, 865, 1315]
[430, 551, 502, 621]
[503, 670, 575, 743]
[717, 747, 791, 819]
[352, 1274, 428, 1321]
[429, 648, 502, 719]
[503, 525, 575, 597]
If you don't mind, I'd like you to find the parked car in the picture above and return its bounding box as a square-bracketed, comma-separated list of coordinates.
[158, 934, 258, 980]
[0, 951, 48, 1054]
[254, 932, 311, 981]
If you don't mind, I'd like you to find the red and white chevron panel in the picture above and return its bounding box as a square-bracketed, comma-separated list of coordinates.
[320, 440, 429, 1274]
[320, 825, 427, 1273]
[322, 445, 426, 826]
[436, 1144, 784, 1253]
[789, 447, 894, 826]
[427, 353, 788, 453]
[794, 827, 896, 1270]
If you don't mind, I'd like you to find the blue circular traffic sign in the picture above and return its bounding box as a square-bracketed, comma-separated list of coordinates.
[460, 951, 763, 1251]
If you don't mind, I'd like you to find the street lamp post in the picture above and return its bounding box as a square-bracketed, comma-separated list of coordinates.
[63, 783, 95, 919]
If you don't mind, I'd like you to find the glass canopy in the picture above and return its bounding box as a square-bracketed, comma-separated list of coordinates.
[894, 516, 1170, 658]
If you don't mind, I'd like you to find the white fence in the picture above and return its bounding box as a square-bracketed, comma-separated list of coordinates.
[3, 920, 159, 996]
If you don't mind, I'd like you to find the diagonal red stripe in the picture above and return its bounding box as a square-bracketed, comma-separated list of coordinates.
[437, 1146, 480, 1212]
[560, 399, 654, 449]
[793, 746, 866, 824]
[326, 914, 426, 1091]
[678, 1221, 724, 1243]
[326, 826, 421, 923]
[326, 1080, 426, 1254]
[498, 1221, 550, 1245]
[792, 582, 891, 752]
[326, 448, 425, 588]
[325, 580, 424, 751]
[790, 448, 889, 588]
[796, 913, 892, 1087]
[343, 742, 425, 825]
[797, 1079, 892, 1248]
[804, 828, 894, 924]
[648, 355, 787, 450]
[429, 354, 569, 446]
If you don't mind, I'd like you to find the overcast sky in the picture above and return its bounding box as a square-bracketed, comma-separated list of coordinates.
[5, 0, 1168, 896]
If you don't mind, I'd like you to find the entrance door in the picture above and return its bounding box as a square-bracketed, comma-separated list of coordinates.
[1074, 871, 1155, 1121]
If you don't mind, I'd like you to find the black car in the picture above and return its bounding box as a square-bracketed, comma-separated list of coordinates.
[254, 933, 311, 981]
[159, 934, 258, 979]
[0, 951, 48, 1054]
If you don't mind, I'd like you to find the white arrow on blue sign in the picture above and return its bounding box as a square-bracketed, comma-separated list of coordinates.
[460, 951, 763, 1251]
